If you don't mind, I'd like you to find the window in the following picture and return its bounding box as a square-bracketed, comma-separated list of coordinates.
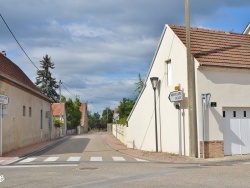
[244, 111, 246, 117]
[29, 107, 32, 117]
[40, 110, 43, 129]
[233, 111, 236, 117]
[165, 59, 172, 86]
[223, 111, 225, 117]
[23, 106, 25, 116]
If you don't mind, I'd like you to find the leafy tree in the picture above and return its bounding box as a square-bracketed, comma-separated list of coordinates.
[118, 98, 135, 124]
[134, 73, 144, 98]
[35, 54, 59, 102]
[65, 98, 81, 129]
[101, 107, 114, 124]
[88, 111, 102, 130]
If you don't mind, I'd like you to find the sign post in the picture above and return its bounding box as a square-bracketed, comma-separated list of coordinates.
[0, 94, 9, 156]
[169, 90, 183, 156]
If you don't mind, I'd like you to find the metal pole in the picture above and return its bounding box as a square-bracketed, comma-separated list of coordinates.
[59, 80, 62, 137]
[0, 104, 2, 156]
[185, 0, 198, 157]
[178, 103, 182, 156]
[154, 88, 158, 152]
[202, 97, 205, 159]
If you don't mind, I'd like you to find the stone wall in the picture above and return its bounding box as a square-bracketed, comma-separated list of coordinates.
[200, 140, 224, 158]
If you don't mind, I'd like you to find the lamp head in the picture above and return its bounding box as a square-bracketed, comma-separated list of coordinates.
[150, 77, 159, 90]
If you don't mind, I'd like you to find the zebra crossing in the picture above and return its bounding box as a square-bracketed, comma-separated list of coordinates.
[17, 156, 148, 163]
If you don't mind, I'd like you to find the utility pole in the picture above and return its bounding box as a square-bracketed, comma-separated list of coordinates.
[59, 80, 62, 137]
[185, 0, 198, 157]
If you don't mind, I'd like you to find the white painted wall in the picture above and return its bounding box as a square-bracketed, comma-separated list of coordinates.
[128, 25, 191, 155]
[196, 67, 250, 147]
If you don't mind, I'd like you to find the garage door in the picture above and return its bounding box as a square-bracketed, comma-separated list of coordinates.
[223, 108, 250, 155]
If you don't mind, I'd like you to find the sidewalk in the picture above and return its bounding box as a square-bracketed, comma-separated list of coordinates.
[102, 133, 250, 164]
[0, 137, 67, 165]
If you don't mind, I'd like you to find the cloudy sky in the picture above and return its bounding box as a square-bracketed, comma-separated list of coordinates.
[0, 0, 250, 114]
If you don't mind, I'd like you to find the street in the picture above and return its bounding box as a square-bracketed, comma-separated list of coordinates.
[0, 132, 250, 187]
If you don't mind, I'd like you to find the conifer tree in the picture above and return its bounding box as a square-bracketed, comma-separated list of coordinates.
[35, 54, 59, 102]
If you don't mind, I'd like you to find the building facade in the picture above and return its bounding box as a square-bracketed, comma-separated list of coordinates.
[127, 24, 250, 158]
[0, 51, 53, 154]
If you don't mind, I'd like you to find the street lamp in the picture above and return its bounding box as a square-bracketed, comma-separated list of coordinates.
[150, 77, 159, 152]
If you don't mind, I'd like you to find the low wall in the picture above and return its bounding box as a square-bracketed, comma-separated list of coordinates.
[112, 124, 127, 145]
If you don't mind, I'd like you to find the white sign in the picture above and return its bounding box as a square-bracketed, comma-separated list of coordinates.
[0, 94, 8, 105]
[168, 91, 183, 102]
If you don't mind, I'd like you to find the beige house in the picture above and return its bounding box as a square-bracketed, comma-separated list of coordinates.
[80, 102, 88, 133]
[52, 103, 67, 137]
[0, 51, 53, 154]
[127, 24, 250, 158]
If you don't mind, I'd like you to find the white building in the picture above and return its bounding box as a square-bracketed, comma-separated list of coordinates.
[127, 24, 250, 158]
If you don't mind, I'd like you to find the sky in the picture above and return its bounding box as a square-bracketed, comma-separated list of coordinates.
[0, 0, 250, 114]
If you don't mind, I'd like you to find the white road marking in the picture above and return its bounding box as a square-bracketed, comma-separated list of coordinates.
[0, 164, 78, 168]
[135, 158, 148, 162]
[90, 157, 103, 161]
[112, 157, 126, 161]
[0, 160, 4, 163]
[67, 157, 81, 162]
[19, 158, 37, 163]
[44, 157, 59, 162]
[245, 162, 250, 164]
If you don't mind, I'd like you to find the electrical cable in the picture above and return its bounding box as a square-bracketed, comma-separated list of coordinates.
[0, 14, 39, 70]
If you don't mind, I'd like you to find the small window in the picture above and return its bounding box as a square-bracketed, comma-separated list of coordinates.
[23, 106, 26, 116]
[233, 111, 236, 117]
[29, 107, 32, 117]
[244, 111, 246, 117]
[223, 111, 225, 117]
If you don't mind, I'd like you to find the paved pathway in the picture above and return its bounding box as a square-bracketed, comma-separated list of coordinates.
[1, 132, 250, 165]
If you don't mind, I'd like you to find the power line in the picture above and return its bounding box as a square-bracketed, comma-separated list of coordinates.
[0, 14, 39, 70]
[61, 82, 75, 97]
[62, 82, 121, 102]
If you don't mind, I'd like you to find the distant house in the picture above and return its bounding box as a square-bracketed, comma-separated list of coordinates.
[0, 51, 53, 155]
[127, 24, 250, 158]
[52, 103, 67, 137]
[80, 103, 88, 133]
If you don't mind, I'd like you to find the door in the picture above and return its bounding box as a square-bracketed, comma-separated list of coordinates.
[223, 108, 250, 155]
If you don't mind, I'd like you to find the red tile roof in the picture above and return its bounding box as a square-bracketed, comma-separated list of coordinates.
[169, 25, 250, 68]
[52, 103, 65, 116]
[0, 53, 42, 92]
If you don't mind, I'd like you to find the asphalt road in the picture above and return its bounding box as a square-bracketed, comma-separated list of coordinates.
[0, 132, 250, 188]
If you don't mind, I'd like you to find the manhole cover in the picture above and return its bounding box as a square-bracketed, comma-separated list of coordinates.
[78, 167, 98, 171]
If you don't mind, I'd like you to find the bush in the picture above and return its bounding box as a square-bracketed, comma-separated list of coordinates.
[53, 118, 63, 127]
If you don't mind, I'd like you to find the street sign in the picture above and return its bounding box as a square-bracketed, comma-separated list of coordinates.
[0, 94, 9, 105]
[168, 91, 183, 102]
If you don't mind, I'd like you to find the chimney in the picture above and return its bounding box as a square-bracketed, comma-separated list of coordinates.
[1, 51, 6, 56]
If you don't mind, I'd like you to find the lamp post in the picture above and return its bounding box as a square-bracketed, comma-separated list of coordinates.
[150, 77, 159, 152]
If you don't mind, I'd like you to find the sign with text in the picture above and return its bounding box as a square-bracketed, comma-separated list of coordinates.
[168, 91, 183, 102]
[0, 94, 9, 105]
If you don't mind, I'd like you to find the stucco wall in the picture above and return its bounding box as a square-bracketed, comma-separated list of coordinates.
[196, 67, 250, 144]
[128, 25, 191, 155]
[1, 81, 52, 154]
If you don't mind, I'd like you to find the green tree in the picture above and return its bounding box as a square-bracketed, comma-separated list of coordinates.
[118, 98, 135, 124]
[88, 111, 102, 130]
[35, 54, 59, 102]
[65, 98, 81, 129]
[134, 73, 144, 98]
[100, 108, 113, 130]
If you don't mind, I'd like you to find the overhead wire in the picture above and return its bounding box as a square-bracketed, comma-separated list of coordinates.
[0, 14, 39, 70]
